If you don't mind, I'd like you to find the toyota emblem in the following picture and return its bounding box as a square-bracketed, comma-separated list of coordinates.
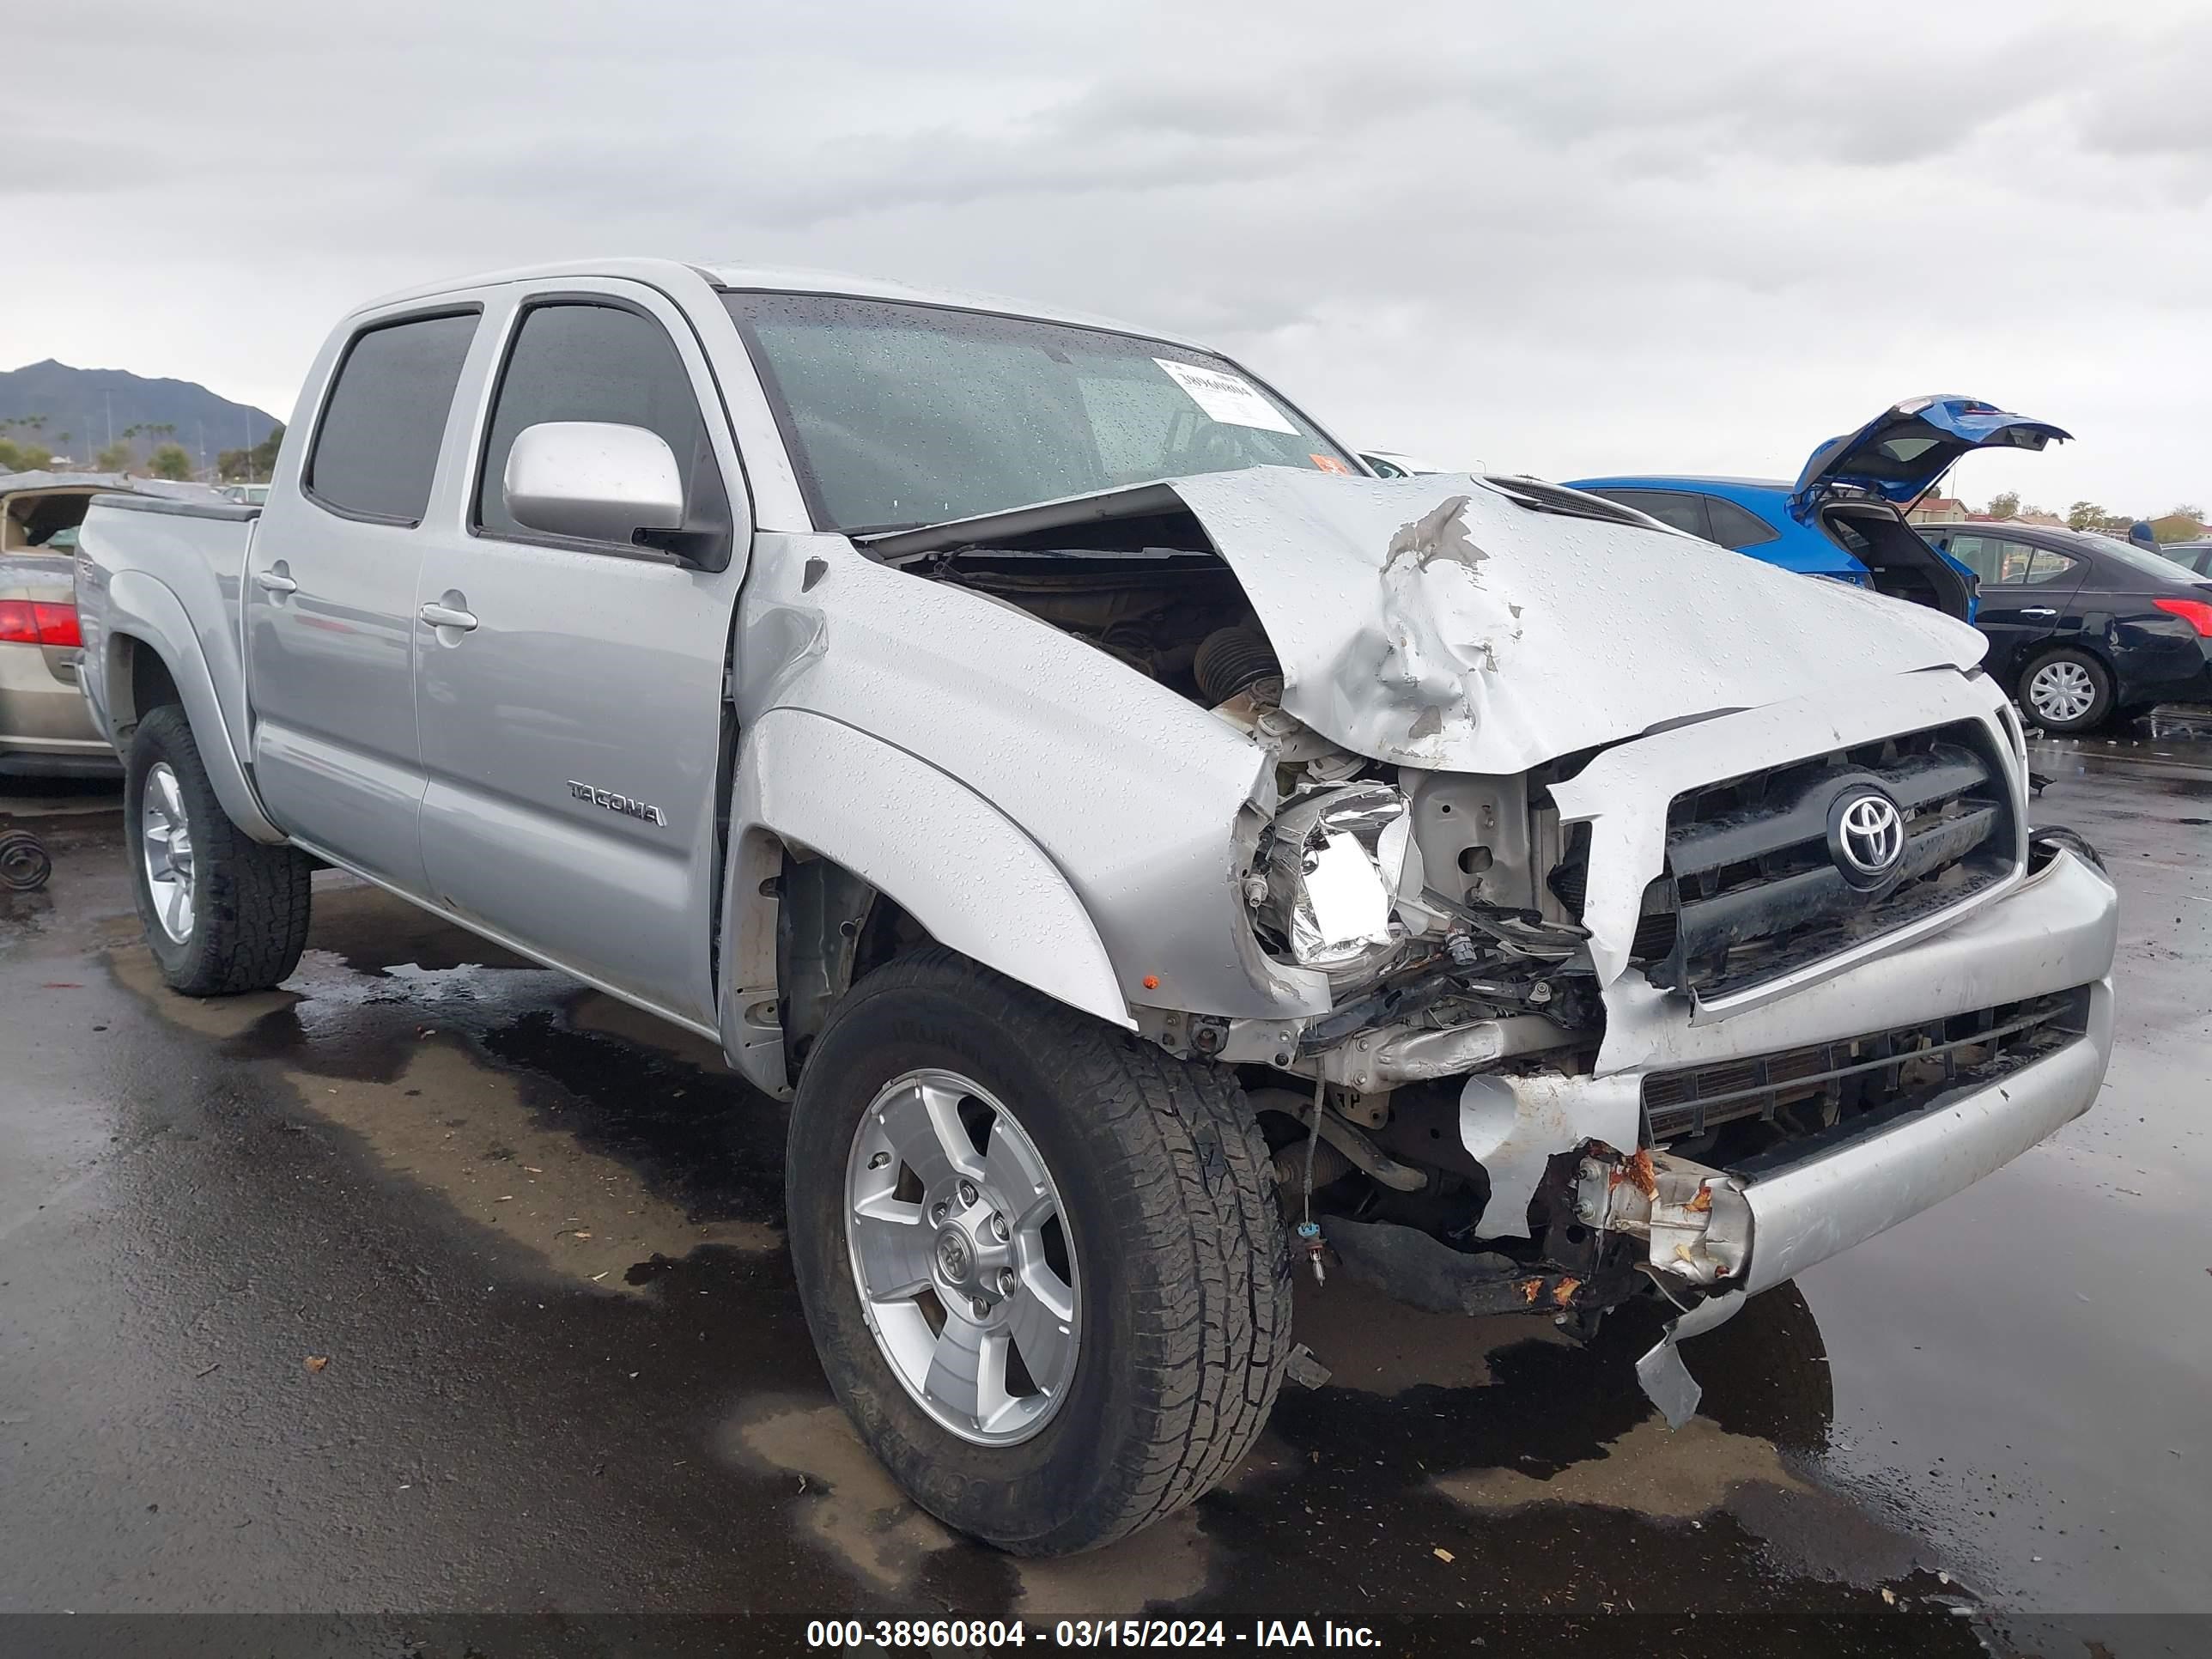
[934, 1229, 974, 1285]
[1832, 790, 1906, 883]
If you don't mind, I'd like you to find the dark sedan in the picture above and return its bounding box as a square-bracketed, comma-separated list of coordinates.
[1917, 521, 2212, 732]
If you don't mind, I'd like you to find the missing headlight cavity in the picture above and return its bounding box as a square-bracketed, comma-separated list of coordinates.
[1249, 783, 1413, 981]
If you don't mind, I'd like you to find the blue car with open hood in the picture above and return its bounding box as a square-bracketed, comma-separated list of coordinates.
[1569, 396, 2070, 622]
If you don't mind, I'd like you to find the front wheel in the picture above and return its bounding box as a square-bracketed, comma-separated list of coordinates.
[2020, 647, 2113, 733]
[126, 704, 313, 995]
[786, 949, 1291, 1556]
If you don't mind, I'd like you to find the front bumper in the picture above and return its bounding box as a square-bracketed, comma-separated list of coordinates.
[1600, 844, 2117, 1425]
[1462, 843, 2120, 1261]
[1732, 972, 2110, 1293]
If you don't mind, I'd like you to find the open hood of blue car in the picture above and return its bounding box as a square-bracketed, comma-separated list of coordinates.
[1790, 396, 2069, 520]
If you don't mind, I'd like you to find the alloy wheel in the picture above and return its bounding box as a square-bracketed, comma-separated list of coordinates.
[844, 1068, 1079, 1446]
[140, 761, 197, 944]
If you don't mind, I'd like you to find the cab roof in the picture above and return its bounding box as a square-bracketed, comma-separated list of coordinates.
[349, 257, 1206, 351]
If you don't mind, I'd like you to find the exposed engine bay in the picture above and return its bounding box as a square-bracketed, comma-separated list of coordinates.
[892, 514, 1652, 1330]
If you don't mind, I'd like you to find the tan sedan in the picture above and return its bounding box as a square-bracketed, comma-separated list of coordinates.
[2, 480, 121, 779]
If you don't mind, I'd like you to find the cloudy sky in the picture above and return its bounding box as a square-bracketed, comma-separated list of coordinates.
[10, 0, 2208, 514]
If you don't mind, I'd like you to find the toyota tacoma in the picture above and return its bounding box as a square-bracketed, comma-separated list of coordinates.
[73, 259, 2119, 1556]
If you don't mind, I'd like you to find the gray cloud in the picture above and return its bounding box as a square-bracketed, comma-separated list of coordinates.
[2, 0, 2204, 511]
[0, 135, 177, 198]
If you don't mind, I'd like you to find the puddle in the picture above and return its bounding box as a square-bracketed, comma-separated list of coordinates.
[108, 902, 788, 1288]
[726, 1401, 957, 1593]
[1433, 1414, 1808, 1518]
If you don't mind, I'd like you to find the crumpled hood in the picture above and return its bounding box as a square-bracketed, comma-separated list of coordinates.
[1164, 469, 1987, 775]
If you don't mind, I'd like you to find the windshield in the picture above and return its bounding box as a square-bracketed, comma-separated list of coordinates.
[723, 292, 1354, 532]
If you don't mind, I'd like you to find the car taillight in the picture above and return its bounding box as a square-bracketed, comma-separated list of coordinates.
[2153, 597, 2212, 638]
[0, 600, 82, 647]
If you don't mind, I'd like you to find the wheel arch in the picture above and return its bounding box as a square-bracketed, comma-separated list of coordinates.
[716, 708, 1133, 1097]
[2021, 634, 2115, 673]
[100, 575, 283, 844]
[2019, 636, 2116, 686]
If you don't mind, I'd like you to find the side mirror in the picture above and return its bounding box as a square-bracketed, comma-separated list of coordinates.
[502, 421, 684, 545]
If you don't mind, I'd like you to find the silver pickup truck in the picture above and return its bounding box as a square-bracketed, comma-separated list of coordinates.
[75, 259, 2119, 1557]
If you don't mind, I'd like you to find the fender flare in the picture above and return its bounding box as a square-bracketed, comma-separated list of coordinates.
[103, 569, 285, 843]
[718, 708, 1132, 1093]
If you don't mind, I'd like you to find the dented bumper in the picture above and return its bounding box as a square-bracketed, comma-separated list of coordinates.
[1589, 969, 2111, 1302]
[1730, 974, 2111, 1293]
[1467, 843, 2119, 1277]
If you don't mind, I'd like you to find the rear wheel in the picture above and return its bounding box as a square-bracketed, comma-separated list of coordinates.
[127, 704, 313, 994]
[2020, 647, 2113, 733]
[786, 949, 1291, 1555]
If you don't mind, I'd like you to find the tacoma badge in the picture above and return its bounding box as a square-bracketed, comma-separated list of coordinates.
[566, 780, 667, 827]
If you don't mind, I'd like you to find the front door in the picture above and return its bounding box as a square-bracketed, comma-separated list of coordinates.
[1936, 532, 2086, 683]
[412, 283, 749, 1027]
[244, 309, 481, 894]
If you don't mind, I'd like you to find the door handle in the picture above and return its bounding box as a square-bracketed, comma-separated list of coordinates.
[2021, 607, 2058, 618]
[418, 600, 479, 632]
[254, 568, 297, 594]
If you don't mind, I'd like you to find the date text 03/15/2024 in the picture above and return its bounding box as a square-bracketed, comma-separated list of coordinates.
[804, 1620, 1384, 1650]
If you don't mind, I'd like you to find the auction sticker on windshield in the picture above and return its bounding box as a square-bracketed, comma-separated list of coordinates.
[1154, 359, 1298, 434]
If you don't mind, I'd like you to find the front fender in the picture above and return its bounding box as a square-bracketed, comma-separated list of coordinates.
[718, 707, 1131, 1092]
[100, 569, 283, 843]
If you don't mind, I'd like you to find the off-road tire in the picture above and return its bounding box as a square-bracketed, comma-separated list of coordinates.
[127, 703, 313, 995]
[786, 948, 1292, 1556]
[2018, 647, 2114, 734]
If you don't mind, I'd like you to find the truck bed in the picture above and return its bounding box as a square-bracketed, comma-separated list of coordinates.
[75, 493, 260, 769]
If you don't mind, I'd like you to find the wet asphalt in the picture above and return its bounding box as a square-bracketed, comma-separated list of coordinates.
[0, 743, 2206, 1658]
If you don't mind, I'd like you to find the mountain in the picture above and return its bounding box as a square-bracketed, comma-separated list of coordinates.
[0, 359, 281, 471]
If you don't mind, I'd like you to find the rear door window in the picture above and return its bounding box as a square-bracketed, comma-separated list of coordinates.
[306, 312, 479, 525]
[475, 301, 728, 544]
[2022, 549, 2082, 586]
[1702, 495, 1780, 548]
[1588, 489, 1711, 539]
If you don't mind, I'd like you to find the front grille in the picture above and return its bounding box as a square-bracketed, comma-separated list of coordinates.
[1643, 986, 2090, 1146]
[1644, 721, 2016, 999]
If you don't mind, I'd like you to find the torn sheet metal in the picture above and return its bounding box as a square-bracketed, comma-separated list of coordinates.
[1458, 1071, 1640, 1240]
[1634, 1290, 1744, 1429]
[1164, 469, 1985, 776]
[1577, 1151, 1752, 1288]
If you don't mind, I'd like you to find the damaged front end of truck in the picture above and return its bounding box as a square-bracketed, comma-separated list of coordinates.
[857, 466, 2119, 1419]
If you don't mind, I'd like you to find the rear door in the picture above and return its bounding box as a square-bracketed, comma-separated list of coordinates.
[411, 281, 750, 1027]
[1934, 532, 2085, 680]
[244, 307, 480, 892]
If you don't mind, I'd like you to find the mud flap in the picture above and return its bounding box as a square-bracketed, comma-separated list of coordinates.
[1633, 1289, 1743, 1428]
